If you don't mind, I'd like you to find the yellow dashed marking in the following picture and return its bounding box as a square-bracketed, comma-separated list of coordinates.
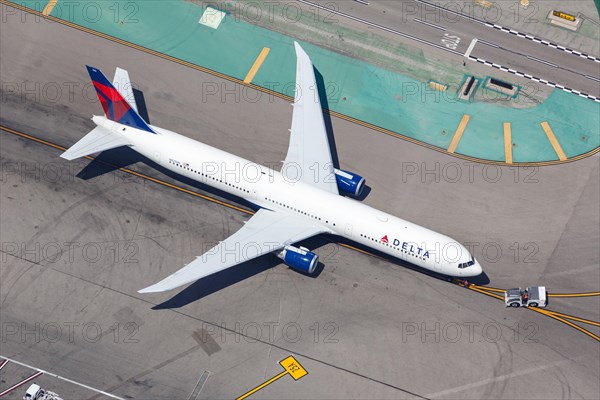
[42, 0, 57, 16]
[243, 47, 270, 84]
[447, 114, 470, 153]
[503, 122, 513, 164]
[541, 121, 567, 161]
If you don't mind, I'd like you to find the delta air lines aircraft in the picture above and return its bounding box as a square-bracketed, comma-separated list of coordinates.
[61, 42, 483, 293]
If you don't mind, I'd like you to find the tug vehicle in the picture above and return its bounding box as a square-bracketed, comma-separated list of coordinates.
[505, 286, 548, 308]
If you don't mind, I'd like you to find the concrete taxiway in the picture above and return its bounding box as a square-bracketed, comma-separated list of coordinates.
[1, 8, 599, 400]
[289, 0, 600, 98]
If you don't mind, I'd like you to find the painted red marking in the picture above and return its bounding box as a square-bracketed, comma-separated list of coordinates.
[0, 371, 43, 397]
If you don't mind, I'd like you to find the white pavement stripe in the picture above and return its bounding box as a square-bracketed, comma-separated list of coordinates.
[0, 356, 124, 399]
[477, 39, 499, 48]
[466, 56, 600, 102]
[585, 75, 600, 83]
[413, 18, 446, 31]
[464, 38, 478, 58]
[296, 0, 462, 55]
[526, 55, 559, 68]
[413, 0, 600, 61]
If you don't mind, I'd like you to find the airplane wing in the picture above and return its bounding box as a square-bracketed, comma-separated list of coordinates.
[138, 209, 325, 293]
[282, 42, 338, 194]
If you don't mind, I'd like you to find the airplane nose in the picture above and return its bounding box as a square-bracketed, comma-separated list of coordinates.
[473, 262, 483, 276]
[467, 261, 483, 277]
[458, 260, 483, 277]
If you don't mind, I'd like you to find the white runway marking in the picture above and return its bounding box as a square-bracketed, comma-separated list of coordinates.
[413, 18, 446, 31]
[526, 55, 559, 68]
[464, 38, 478, 58]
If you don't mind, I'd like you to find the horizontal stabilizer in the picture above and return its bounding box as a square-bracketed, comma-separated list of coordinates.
[60, 125, 131, 160]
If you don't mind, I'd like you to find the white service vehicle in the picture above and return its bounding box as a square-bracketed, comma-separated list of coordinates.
[505, 286, 548, 308]
[23, 384, 63, 400]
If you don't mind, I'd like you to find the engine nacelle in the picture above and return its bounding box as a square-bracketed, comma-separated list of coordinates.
[334, 168, 365, 196]
[277, 245, 318, 274]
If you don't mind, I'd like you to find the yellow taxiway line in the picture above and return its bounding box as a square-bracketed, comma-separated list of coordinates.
[531, 308, 600, 342]
[472, 284, 600, 299]
[503, 122, 513, 164]
[237, 370, 287, 400]
[471, 284, 505, 293]
[548, 292, 600, 297]
[42, 0, 57, 16]
[244, 47, 270, 84]
[542, 310, 600, 327]
[540, 121, 567, 161]
[464, 285, 600, 342]
[447, 114, 470, 153]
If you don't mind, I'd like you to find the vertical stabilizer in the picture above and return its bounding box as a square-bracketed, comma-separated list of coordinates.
[86, 65, 155, 133]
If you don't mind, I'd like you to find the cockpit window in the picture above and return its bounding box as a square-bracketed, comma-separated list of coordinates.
[458, 256, 476, 269]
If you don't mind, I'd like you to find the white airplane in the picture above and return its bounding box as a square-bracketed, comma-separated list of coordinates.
[61, 42, 483, 293]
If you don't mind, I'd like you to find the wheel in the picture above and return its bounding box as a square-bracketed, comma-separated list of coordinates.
[509, 302, 520, 307]
[529, 302, 538, 307]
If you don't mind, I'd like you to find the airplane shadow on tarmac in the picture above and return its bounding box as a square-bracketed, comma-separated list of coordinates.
[315, 68, 372, 202]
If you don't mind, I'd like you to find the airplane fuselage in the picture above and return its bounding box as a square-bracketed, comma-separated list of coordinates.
[93, 115, 482, 278]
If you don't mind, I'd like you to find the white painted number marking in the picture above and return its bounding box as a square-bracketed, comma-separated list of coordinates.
[441, 33, 461, 50]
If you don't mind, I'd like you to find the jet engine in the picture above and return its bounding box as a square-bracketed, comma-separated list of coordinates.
[277, 245, 318, 274]
[334, 168, 365, 197]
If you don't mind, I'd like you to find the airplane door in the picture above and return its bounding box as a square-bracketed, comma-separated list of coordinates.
[345, 224, 353, 237]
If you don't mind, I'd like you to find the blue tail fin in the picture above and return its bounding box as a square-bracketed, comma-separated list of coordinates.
[86, 66, 155, 134]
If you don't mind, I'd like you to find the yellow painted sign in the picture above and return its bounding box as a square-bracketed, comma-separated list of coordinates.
[236, 355, 308, 399]
[279, 355, 308, 380]
[553, 10, 576, 22]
